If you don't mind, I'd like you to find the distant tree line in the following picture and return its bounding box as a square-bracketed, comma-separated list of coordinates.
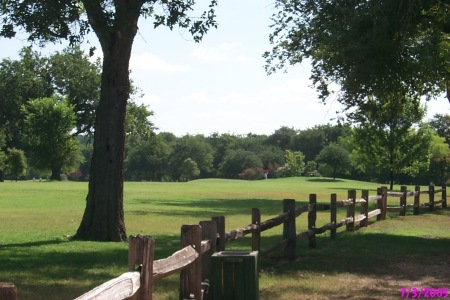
[120, 116, 450, 189]
[0, 47, 449, 189]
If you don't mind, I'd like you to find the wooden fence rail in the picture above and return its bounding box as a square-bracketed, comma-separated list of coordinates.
[72, 184, 447, 300]
[76, 225, 212, 300]
[237, 184, 446, 259]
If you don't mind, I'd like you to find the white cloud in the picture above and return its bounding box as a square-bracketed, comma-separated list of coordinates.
[130, 52, 191, 73]
[192, 46, 225, 62]
[191, 43, 252, 63]
[181, 92, 211, 104]
[217, 77, 318, 106]
[195, 109, 245, 119]
[138, 94, 164, 107]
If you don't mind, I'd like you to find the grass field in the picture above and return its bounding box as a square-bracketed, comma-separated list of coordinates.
[0, 177, 449, 299]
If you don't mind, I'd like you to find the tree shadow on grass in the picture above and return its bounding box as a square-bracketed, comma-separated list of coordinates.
[0, 234, 186, 300]
[127, 198, 290, 219]
[0, 242, 127, 299]
[0, 239, 66, 249]
[306, 178, 345, 183]
[305, 178, 380, 194]
[327, 187, 380, 193]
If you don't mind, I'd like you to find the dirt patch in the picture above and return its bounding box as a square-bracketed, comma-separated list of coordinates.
[329, 261, 450, 300]
[396, 261, 450, 279]
[260, 260, 450, 300]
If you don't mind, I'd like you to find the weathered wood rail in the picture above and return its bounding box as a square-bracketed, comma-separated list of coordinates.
[76, 223, 216, 300]
[72, 184, 447, 300]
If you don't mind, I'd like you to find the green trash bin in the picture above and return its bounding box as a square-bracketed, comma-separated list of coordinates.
[211, 251, 259, 300]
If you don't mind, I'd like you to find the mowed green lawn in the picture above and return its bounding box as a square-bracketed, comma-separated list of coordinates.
[0, 178, 449, 299]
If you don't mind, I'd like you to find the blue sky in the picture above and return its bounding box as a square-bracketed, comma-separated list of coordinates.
[1, 0, 448, 136]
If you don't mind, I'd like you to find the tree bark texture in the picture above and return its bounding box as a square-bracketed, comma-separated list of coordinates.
[75, 1, 141, 241]
[51, 164, 62, 181]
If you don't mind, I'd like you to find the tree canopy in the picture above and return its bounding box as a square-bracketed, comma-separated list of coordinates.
[169, 135, 214, 179]
[0, 47, 53, 149]
[50, 47, 102, 136]
[219, 149, 263, 179]
[428, 133, 450, 185]
[429, 113, 450, 145]
[265, 0, 450, 112]
[6, 148, 27, 181]
[21, 96, 82, 180]
[0, 46, 101, 150]
[351, 95, 432, 190]
[316, 142, 350, 180]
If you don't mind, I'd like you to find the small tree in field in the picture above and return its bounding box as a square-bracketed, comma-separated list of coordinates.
[428, 134, 450, 185]
[219, 149, 263, 179]
[180, 158, 200, 182]
[278, 150, 305, 177]
[351, 94, 433, 190]
[316, 143, 350, 180]
[22, 96, 82, 180]
[7, 148, 27, 180]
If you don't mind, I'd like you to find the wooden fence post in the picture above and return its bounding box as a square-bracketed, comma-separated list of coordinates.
[252, 208, 261, 253]
[400, 186, 407, 216]
[376, 187, 383, 221]
[346, 190, 356, 231]
[381, 186, 388, 220]
[443, 184, 447, 209]
[360, 190, 369, 227]
[128, 235, 154, 300]
[180, 225, 202, 300]
[414, 185, 420, 215]
[199, 220, 217, 293]
[212, 216, 225, 252]
[0, 283, 17, 300]
[308, 194, 317, 248]
[252, 208, 261, 271]
[429, 185, 435, 211]
[330, 194, 337, 239]
[283, 199, 296, 260]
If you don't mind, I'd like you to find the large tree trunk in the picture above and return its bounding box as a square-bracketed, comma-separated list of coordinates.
[75, 48, 130, 241]
[50, 164, 62, 181]
[75, 1, 141, 241]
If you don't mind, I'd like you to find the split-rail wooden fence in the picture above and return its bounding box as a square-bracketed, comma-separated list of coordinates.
[0, 184, 425, 300]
